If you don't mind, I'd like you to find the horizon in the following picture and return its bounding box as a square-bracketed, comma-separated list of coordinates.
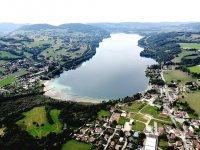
[1, 0, 200, 25]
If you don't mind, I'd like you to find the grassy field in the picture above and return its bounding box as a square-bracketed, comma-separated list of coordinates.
[16, 106, 62, 138]
[132, 113, 149, 123]
[159, 139, 168, 150]
[0, 75, 16, 87]
[118, 116, 127, 125]
[163, 69, 196, 84]
[180, 91, 200, 115]
[12, 70, 29, 77]
[188, 65, 200, 73]
[172, 49, 198, 63]
[0, 60, 7, 65]
[121, 101, 146, 113]
[0, 67, 6, 73]
[98, 110, 111, 120]
[0, 51, 19, 58]
[62, 140, 92, 150]
[132, 121, 146, 131]
[141, 105, 172, 123]
[179, 43, 200, 50]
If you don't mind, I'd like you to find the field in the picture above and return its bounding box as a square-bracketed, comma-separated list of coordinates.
[0, 75, 16, 87]
[163, 69, 196, 84]
[62, 140, 92, 150]
[0, 60, 7, 65]
[158, 139, 168, 150]
[0, 67, 6, 73]
[98, 110, 111, 120]
[120, 101, 146, 113]
[132, 113, 149, 123]
[141, 105, 172, 123]
[12, 70, 29, 77]
[0, 51, 19, 58]
[172, 49, 198, 63]
[132, 121, 146, 131]
[188, 65, 200, 73]
[16, 106, 62, 138]
[118, 116, 127, 125]
[179, 43, 200, 50]
[180, 91, 200, 115]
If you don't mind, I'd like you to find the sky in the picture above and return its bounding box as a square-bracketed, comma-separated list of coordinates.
[0, 0, 200, 25]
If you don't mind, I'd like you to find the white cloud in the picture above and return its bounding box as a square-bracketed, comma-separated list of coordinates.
[0, 0, 200, 25]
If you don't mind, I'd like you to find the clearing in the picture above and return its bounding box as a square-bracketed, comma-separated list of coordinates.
[62, 140, 92, 150]
[179, 43, 200, 50]
[98, 110, 111, 120]
[188, 65, 200, 73]
[16, 106, 62, 138]
[120, 101, 146, 113]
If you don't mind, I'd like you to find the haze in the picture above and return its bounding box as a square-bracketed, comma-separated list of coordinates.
[0, 0, 200, 25]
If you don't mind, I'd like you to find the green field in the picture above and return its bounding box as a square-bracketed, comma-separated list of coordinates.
[141, 105, 172, 123]
[180, 91, 200, 115]
[16, 106, 62, 138]
[179, 43, 200, 50]
[188, 65, 200, 73]
[0, 51, 19, 58]
[121, 101, 146, 113]
[132, 113, 149, 123]
[132, 121, 146, 131]
[118, 116, 127, 125]
[0, 67, 6, 73]
[0, 60, 7, 65]
[62, 140, 92, 150]
[12, 70, 29, 77]
[159, 139, 168, 150]
[0, 75, 16, 87]
[163, 69, 196, 84]
[172, 49, 198, 63]
[98, 110, 111, 120]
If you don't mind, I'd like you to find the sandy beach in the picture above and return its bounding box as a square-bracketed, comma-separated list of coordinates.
[43, 80, 103, 103]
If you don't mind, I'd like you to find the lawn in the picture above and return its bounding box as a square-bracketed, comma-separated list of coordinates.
[16, 106, 62, 138]
[163, 69, 196, 84]
[62, 140, 92, 150]
[180, 91, 200, 116]
[98, 110, 111, 120]
[118, 116, 127, 125]
[141, 105, 172, 123]
[121, 101, 146, 113]
[179, 43, 200, 50]
[0, 75, 16, 87]
[132, 113, 149, 123]
[132, 121, 146, 131]
[188, 65, 200, 73]
[148, 119, 170, 127]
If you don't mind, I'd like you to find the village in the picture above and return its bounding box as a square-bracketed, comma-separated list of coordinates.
[71, 65, 200, 150]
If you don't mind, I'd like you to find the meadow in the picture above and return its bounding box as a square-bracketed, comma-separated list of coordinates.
[62, 140, 92, 150]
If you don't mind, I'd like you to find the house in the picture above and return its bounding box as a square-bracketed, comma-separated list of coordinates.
[111, 113, 121, 123]
[144, 136, 158, 150]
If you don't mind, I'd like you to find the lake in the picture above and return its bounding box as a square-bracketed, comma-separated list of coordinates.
[44, 34, 156, 102]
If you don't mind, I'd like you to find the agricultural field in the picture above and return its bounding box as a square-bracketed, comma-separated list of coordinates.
[0, 51, 19, 59]
[98, 110, 111, 120]
[163, 69, 196, 84]
[120, 101, 146, 113]
[141, 105, 172, 123]
[0, 75, 16, 87]
[180, 91, 200, 116]
[179, 43, 200, 50]
[172, 49, 198, 63]
[188, 65, 200, 73]
[62, 140, 92, 150]
[132, 121, 145, 131]
[16, 106, 62, 138]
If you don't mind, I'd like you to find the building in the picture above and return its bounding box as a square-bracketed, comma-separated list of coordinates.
[144, 136, 158, 150]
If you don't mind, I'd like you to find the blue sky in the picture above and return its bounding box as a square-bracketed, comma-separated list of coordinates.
[0, 0, 200, 25]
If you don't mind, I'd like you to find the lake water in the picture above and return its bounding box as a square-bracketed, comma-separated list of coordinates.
[44, 34, 156, 102]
